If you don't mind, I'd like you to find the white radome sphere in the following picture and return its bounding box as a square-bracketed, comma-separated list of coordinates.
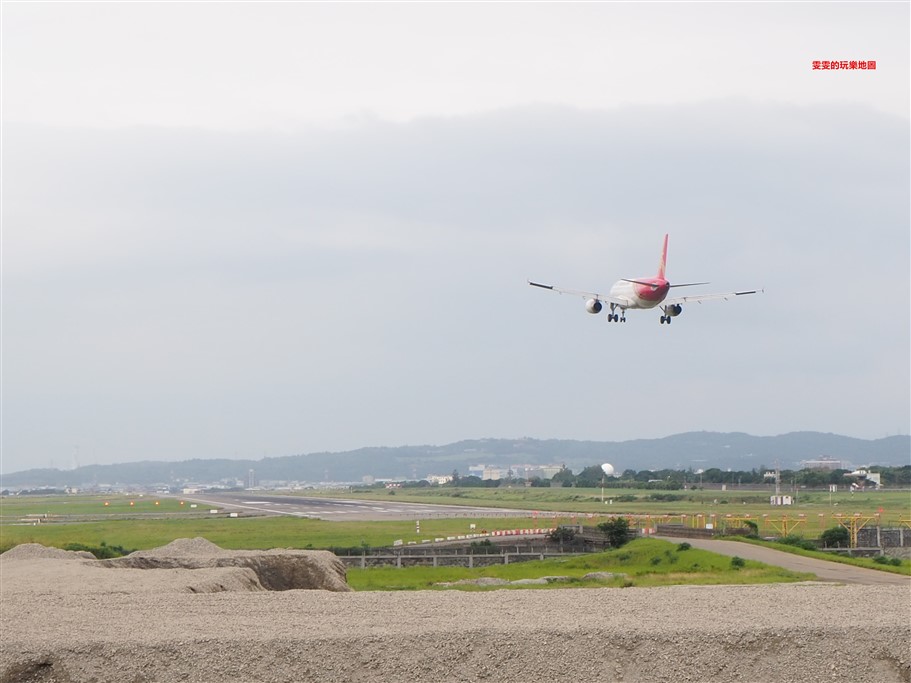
[601, 463, 615, 476]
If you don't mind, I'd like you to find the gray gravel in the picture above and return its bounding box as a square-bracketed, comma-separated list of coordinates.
[1, 545, 909, 683]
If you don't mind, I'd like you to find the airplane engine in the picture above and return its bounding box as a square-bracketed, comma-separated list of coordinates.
[585, 298, 603, 314]
[666, 304, 682, 317]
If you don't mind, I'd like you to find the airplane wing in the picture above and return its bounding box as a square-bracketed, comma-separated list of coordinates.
[664, 289, 762, 305]
[528, 281, 630, 306]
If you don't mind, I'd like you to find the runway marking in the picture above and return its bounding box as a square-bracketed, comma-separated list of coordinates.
[175, 496, 313, 518]
[174, 494, 536, 521]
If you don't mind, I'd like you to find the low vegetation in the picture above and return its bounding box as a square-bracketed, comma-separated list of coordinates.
[0, 511, 565, 555]
[308, 485, 911, 528]
[346, 538, 812, 591]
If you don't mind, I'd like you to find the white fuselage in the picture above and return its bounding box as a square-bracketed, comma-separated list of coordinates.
[609, 278, 670, 310]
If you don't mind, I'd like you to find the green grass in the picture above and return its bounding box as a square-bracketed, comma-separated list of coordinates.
[315, 486, 911, 531]
[0, 510, 559, 555]
[3, 493, 908, 584]
[6, 489, 909, 532]
[346, 538, 813, 591]
[0, 494, 191, 517]
[4, 493, 893, 590]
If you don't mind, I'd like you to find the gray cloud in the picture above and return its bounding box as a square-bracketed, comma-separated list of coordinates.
[3, 101, 909, 473]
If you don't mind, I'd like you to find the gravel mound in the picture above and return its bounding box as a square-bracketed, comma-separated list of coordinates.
[0, 540, 350, 594]
[2, 543, 909, 682]
[101, 538, 351, 592]
[127, 536, 226, 558]
[0, 543, 95, 561]
[1, 579, 909, 683]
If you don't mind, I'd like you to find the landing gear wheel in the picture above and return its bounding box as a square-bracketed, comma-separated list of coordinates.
[660, 316, 667, 324]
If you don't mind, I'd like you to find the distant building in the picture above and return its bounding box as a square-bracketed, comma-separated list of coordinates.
[800, 457, 847, 471]
[466, 464, 565, 481]
[482, 467, 510, 481]
[468, 465, 486, 478]
[510, 464, 564, 480]
[533, 465, 565, 479]
[427, 474, 453, 485]
[246, 469, 257, 489]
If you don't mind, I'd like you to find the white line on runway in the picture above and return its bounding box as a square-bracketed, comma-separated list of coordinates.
[175, 496, 314, 518]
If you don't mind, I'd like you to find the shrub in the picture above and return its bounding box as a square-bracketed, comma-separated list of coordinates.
[598, 517, 632, 548]
[676, 542, 692, 552]
[819, 526, 850, 548]
[647, 493, 683, 502]
[777, 535, 817, 551]
[548, 527, 576, 543]
[63, 541, 133, 559]
[730, 556, 746, 569]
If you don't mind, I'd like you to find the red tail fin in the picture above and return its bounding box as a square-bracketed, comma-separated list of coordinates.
[657, 234, 668, 279]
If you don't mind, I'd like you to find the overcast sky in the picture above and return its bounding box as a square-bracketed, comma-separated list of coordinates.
[2, 2, 909, 474]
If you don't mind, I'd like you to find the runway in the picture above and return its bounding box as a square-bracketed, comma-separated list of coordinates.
[176, 491, 534, 521]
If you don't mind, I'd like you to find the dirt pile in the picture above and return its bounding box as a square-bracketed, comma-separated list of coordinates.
[2, 542, 909, 682]
[98, 537, 351, 592]
[0, 543, 95, 561]
[0, 539, 350, 594]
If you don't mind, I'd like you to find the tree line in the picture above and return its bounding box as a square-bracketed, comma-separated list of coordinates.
[431, 464, 911, 489]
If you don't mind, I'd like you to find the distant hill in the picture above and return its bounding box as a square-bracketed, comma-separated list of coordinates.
[2, 432, 908, 489]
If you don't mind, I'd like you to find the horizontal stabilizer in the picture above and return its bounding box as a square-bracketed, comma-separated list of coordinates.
[622, 278, 660, 288]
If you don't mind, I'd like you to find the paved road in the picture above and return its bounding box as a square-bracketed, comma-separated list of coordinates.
[178, 492, 535, 522]
[658, 536, 911, 586]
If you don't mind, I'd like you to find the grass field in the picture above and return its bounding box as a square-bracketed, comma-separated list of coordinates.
[3, 489, 910, 553]
[311, 486, 911, 533]
[3, 493, 906, 591]
[347, 537, 814, 591]
[1, 494, 192, 518]
[0, 495, 565, 553]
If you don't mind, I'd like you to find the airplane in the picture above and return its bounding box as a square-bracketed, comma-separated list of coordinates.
[528, 234, 760, 324]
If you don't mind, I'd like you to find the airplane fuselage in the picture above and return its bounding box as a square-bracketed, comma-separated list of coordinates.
[609, 277, 671, 310]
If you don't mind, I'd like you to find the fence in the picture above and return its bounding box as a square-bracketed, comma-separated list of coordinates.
[654, 524, 752, 539]
[337, 547, 588, 569]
